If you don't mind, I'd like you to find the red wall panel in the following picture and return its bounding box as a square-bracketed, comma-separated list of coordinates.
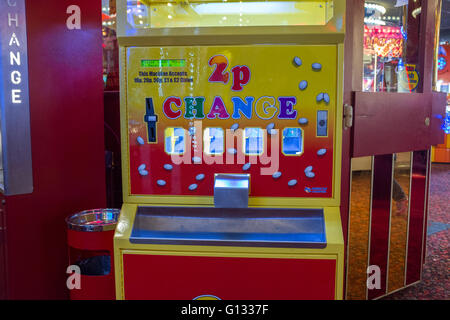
[2, 0, 105, 299]
[0, 194, 6, 300]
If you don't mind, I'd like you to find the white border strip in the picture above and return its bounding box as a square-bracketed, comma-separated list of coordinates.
[366, 156, 375, 300]
[385, 154, 395, 295]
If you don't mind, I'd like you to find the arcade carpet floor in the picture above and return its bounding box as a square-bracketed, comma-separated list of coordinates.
[382, 163, 449, 300]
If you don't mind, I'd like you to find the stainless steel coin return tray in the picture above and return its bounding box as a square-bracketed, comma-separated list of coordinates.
[130, 207, 327, 248]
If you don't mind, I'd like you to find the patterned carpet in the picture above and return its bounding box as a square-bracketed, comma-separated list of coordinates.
[382, 163, 449, 300]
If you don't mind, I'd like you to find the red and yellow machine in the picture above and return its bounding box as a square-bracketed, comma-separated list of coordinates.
[114, 0, 345, 300]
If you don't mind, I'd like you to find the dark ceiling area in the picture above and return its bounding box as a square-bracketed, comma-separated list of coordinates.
[366, 0, 450, 42]
[440, 0, 450, 42]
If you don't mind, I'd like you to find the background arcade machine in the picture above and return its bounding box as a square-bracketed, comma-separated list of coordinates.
[114, 0, 345, 300]
[432, 44, 450, 163]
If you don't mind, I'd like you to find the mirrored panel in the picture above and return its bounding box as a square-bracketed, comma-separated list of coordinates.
[346, 156, 372, 300]
[387, 152, 411, 293]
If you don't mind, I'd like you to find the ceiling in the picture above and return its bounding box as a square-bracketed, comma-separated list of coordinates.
[366, 0, 450, 42]
[440, 0, 450, 31]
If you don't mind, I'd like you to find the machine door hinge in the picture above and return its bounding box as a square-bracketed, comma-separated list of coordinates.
[344, 104, 353, 129]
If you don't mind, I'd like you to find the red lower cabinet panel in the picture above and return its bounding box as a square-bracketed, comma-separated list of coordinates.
[123, 253, 336, 300]
[69, 274, 115, 300]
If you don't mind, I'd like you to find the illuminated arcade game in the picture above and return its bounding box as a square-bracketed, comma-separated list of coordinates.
[432, 44, 450, 163]
[114, 0, 345, 299]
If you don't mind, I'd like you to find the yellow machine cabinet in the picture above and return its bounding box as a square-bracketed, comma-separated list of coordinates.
[114, 0, 345, 300]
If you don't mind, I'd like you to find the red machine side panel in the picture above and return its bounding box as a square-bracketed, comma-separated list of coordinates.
[123, 253, 336, 300]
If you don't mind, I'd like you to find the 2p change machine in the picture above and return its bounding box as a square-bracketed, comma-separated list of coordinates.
[114, 0, 345, 299]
